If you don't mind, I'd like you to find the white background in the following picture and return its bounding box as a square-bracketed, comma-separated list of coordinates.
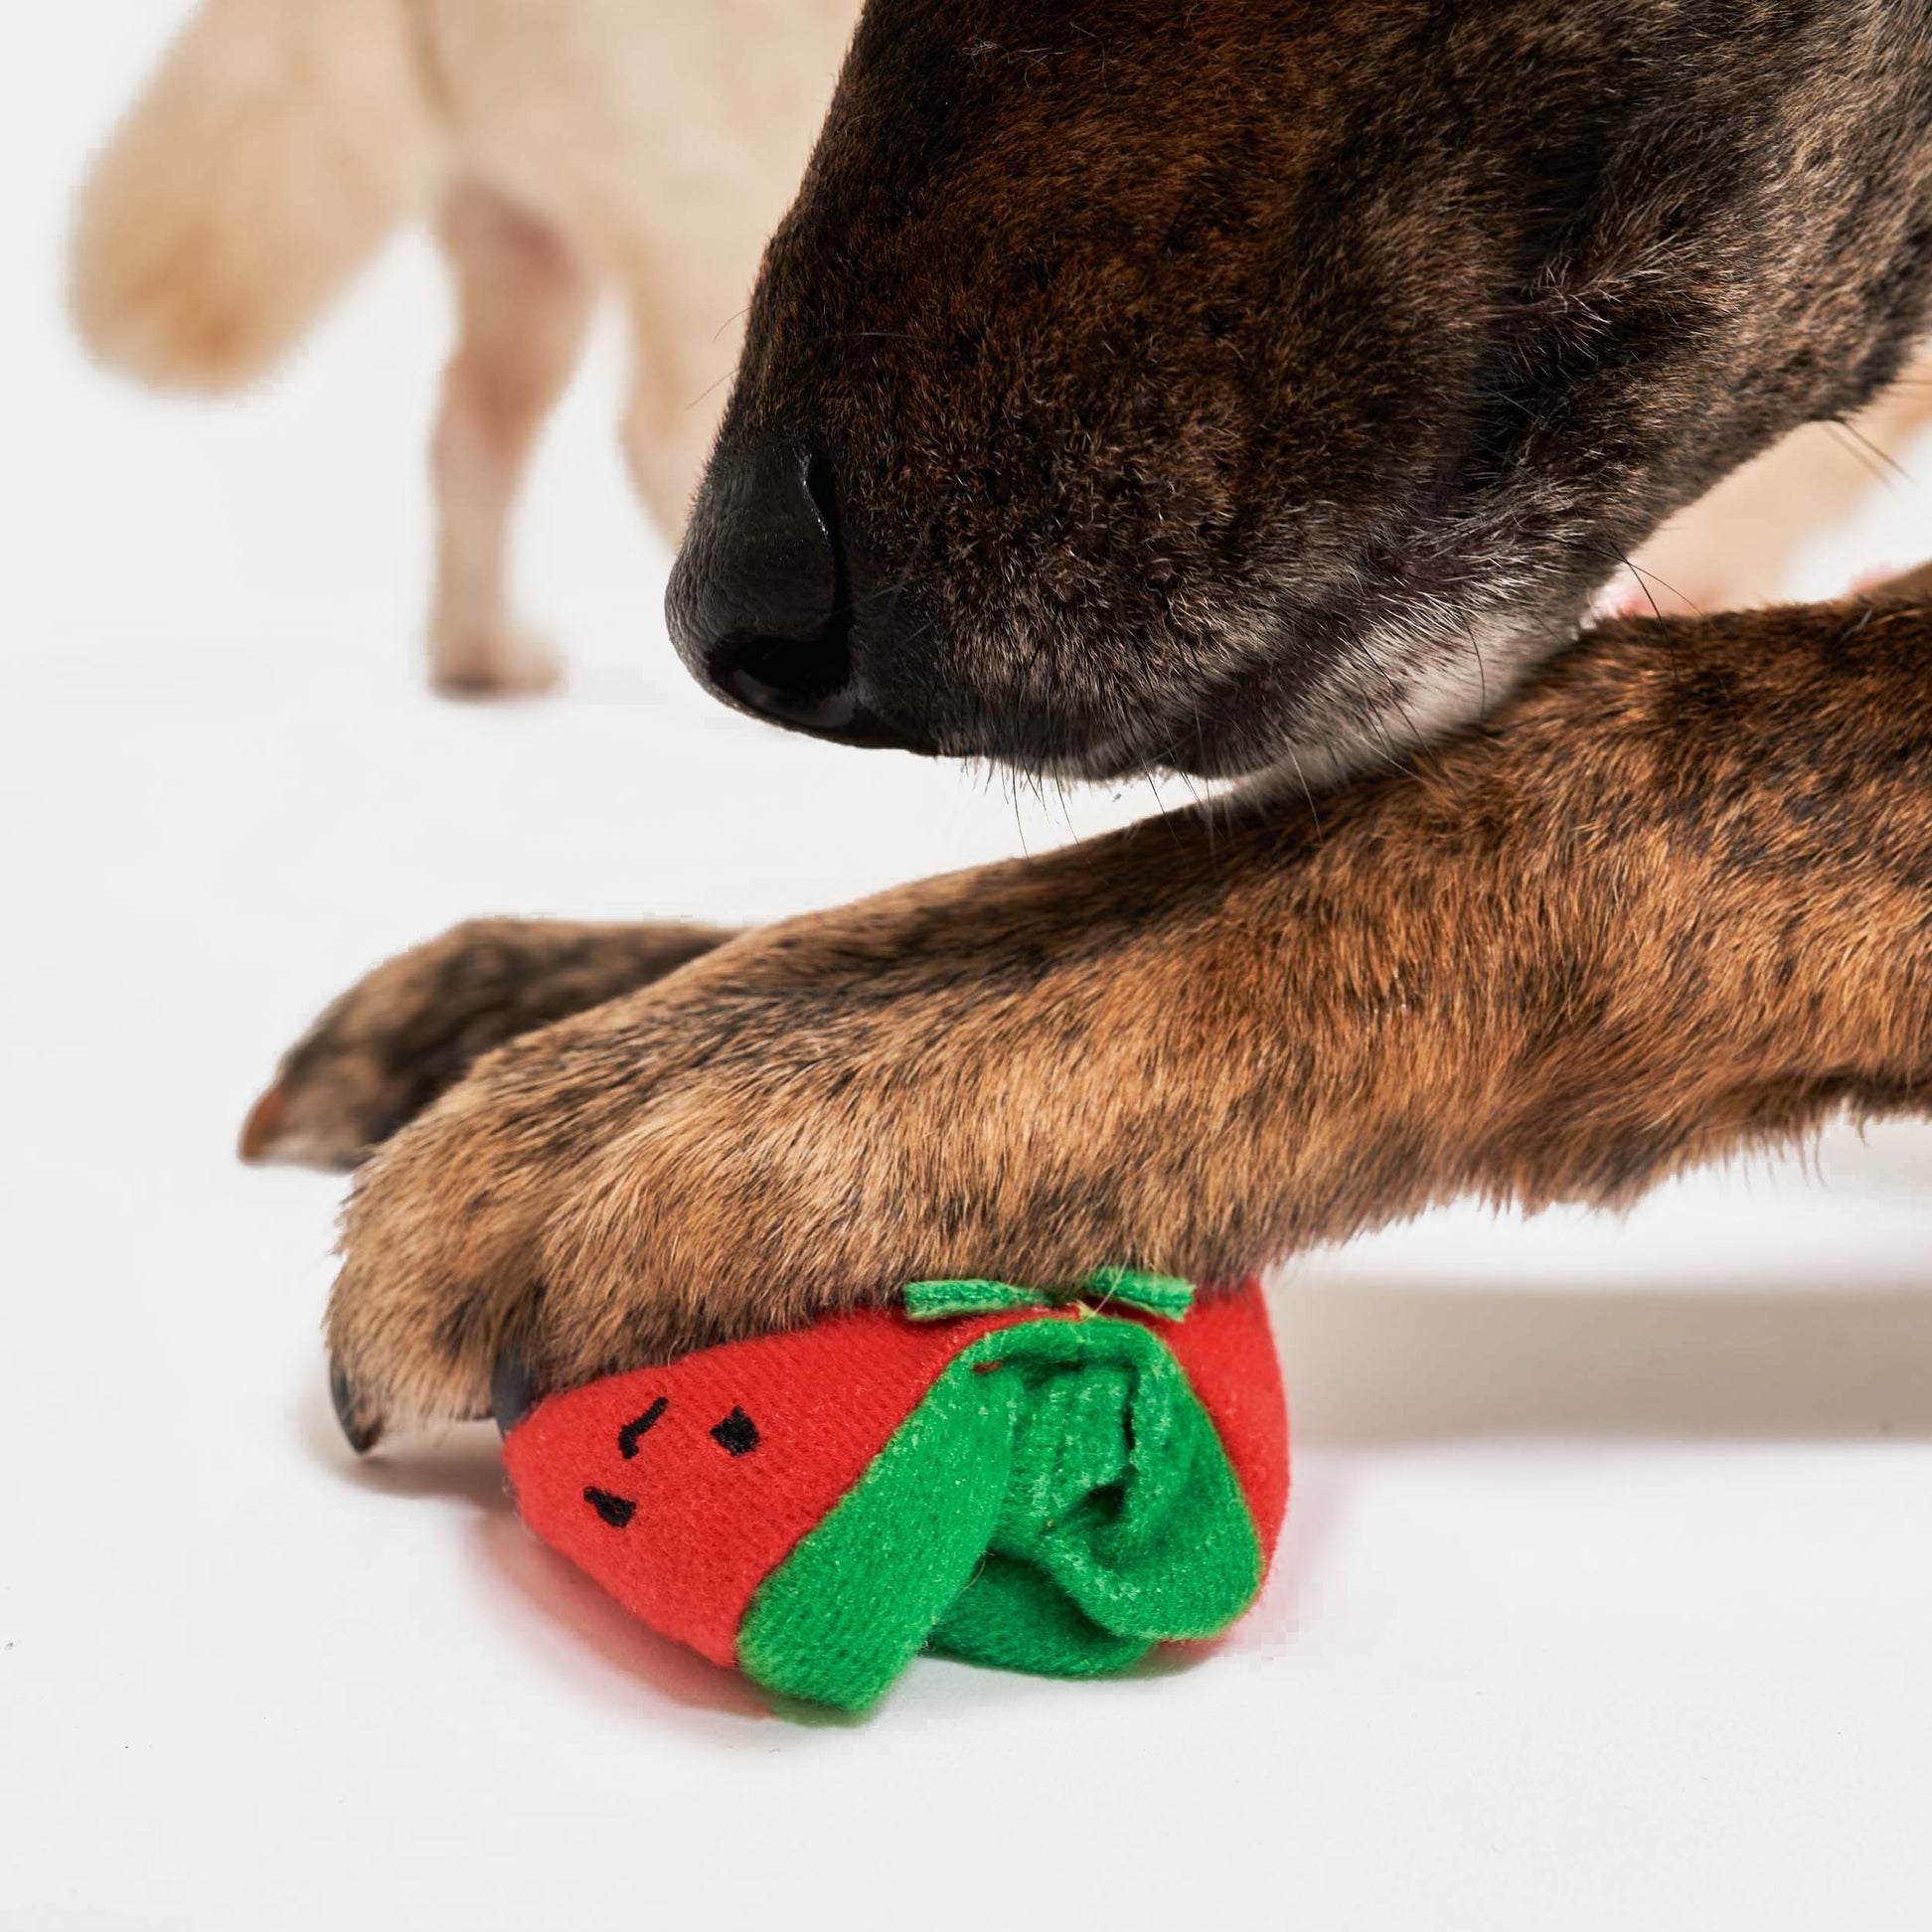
[7, 9, 1932, 1928]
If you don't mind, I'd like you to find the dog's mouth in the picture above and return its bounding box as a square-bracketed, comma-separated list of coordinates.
[672, 376, 1612, 789]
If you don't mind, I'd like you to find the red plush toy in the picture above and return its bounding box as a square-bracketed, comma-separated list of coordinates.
[500, 1271, 1287, 1709]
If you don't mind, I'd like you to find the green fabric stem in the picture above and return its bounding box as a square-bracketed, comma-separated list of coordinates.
[902, 1277, 1052, 1321]
[903, 1269, 1196, 1323]
[736, 1314, 1260, 1710]
[1082, 1267, 1196, 1320]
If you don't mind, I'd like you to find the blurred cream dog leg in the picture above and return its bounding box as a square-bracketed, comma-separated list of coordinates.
[72, 0, 857, 692]
[429, 182, 593, 696]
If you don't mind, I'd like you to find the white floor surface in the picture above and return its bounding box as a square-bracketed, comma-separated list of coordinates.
[8, 11, 1932, 1928]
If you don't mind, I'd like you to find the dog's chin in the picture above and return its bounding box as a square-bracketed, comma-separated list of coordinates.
[939, 688, 1452, 793]
[933, 711, 1320, 792]
[919, 673, 1311, 786]
[1230, 601, 1591, 797]
[908, 590, 1588, 793]
[997, 683, 1461, 793]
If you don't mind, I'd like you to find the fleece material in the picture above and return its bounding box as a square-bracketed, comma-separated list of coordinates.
[503, 1276, 1286, 1708]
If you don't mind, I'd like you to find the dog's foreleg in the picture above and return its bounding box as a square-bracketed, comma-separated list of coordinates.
[314, 581, 1932, 1428]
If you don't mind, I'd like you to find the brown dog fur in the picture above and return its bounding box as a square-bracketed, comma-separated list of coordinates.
[231, 0, 1932, 1442]
[268, 573, 1932, 1437]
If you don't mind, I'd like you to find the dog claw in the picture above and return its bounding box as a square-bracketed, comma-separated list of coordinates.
[239, 1082, 287, 1162]
[490, 1354, 540, 1437]
[330, 1357, 385, 1455]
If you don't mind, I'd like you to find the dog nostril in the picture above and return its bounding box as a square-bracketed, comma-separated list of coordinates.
[707, 450, 859, 732]
[718, 626, 859, 732]
[667, 431, 919, 748]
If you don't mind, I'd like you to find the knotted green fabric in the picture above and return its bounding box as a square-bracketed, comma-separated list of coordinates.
[736, 1292, 1264, 1709]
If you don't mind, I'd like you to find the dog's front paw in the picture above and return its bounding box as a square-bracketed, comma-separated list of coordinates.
[322, 1035, 613, 1445]
[242, 917, 728, 1170]
[319, 968, 913, 1446]
[319, 850, 1241, 1446]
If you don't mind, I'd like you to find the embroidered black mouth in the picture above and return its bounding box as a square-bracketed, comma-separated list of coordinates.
[583, 1486, 636, 1529]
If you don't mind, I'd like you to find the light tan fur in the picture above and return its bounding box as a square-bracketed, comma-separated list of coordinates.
[72, 0, 859, 692]
[71, 0, 446, 389]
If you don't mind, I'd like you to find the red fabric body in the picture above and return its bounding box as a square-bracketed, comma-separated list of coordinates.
[503, 1308, 1022, 1667]
[503, 1276, 1288, 1669]
[1160, 1278, 1290, 1565]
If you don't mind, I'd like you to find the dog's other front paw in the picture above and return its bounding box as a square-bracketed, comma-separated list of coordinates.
[241, 917, 729, 1170]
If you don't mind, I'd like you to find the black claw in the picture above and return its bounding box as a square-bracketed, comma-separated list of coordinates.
[490, 1353, 540, 1438]
[330, 1357, 384, 1455]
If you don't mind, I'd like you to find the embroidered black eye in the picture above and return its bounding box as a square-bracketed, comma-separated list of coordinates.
[710, 1407, 759, 1456]
[583, 1487, 636, 1529]
[617, 1396, 668, 1459]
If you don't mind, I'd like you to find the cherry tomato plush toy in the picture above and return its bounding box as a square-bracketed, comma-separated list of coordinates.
[500, 1272, 1288, 1709]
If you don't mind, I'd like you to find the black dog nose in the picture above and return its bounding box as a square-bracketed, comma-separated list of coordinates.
[667, 432, 897, 743]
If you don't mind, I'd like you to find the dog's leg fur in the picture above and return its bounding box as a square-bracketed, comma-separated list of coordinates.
[427, 183, 596, 697]
[241, 917, 731, 1170]
[294, 581, 1932, 1440]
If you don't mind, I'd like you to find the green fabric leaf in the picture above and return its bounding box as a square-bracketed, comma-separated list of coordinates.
[737, 1315, 1261, 1710]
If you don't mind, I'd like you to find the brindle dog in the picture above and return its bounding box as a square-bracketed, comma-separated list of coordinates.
[243, 0, 1932, 1447]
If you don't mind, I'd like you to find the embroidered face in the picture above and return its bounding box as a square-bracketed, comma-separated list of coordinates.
[500, 1310, 996, 1668]
[579, 1395, 762, 1530]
